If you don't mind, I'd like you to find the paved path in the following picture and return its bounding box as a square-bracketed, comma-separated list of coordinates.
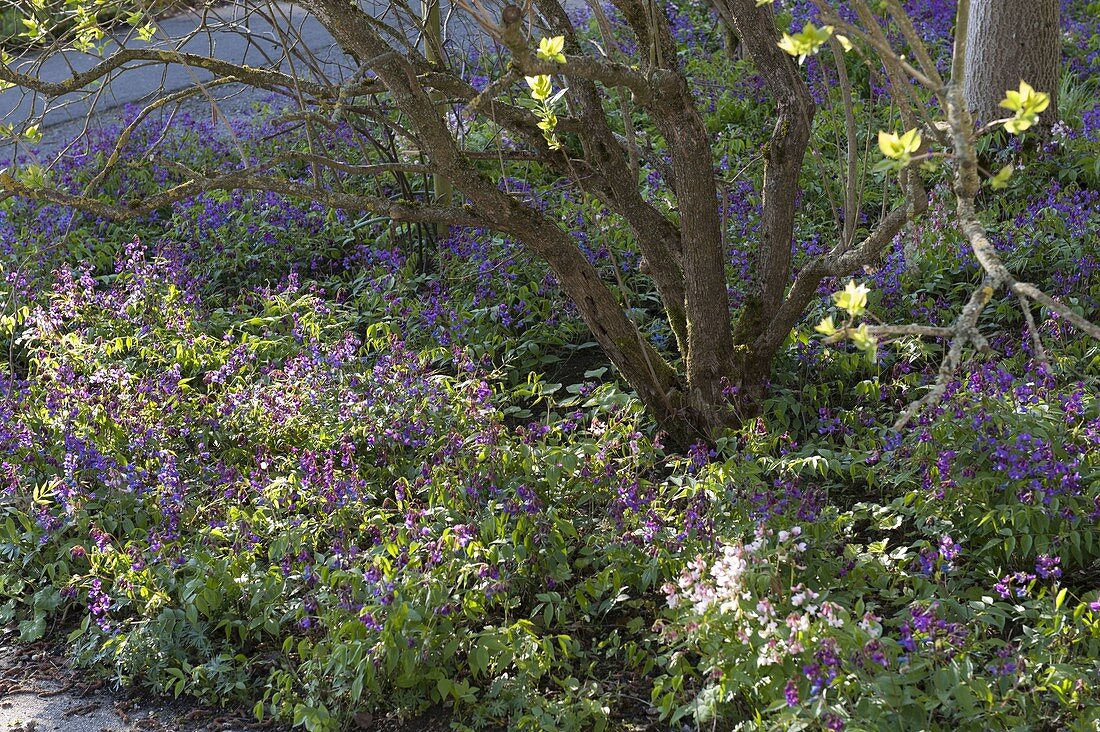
[0, 690, 179, 732]
[0, 1, 501, 135]
[0, 636, 282, 732]
[2, 3, 340, 131]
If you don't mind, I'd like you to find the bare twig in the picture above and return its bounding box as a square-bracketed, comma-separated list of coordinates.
[1015, 291, 1049, 368]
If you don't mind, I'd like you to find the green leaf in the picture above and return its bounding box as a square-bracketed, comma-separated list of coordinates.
[777, 22, 834, 63]
[537, 36, 566, 63]
[833, 279, 870, 317]
[19, 615, 45, 642]
[989, 163, 1014, 189]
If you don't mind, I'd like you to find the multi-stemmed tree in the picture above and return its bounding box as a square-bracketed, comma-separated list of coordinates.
[1, 0, 1096, 444]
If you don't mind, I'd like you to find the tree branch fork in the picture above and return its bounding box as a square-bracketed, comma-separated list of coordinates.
[1, 0, 1097, 441]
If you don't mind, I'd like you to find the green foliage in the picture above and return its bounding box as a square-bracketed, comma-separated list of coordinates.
[652, 362, 1100, 729]
[1, 1, 1099, 730]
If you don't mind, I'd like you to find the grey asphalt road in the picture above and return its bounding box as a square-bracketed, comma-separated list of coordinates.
[0, 1, 506, 135]
[1, 3, 343, 131]
[0, 690, 173, 732]
[0, 630, 283, 732]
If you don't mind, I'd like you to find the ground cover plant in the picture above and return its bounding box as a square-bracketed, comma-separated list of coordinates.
[7, 0, 1092, 443]
[0, 0, 1099, 730]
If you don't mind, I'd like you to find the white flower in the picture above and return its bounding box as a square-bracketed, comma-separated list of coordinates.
[790, 584, 819, 607]
[786, 612, 809, 633]
[757, 639, 782, 666]
[858, 611, 882, 638]
[820, 601, 845, 628]
[758, 620, 778, 639]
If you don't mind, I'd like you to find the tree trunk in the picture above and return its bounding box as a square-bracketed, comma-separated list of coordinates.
[963, 0, 1060, 125]
[711, 0, 814, 415]
[654, 90, 738, 436]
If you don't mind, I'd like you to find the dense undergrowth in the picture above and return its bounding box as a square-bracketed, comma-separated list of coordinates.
[1, 1, 1100, 730]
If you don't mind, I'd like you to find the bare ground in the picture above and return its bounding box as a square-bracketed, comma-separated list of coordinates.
[0, 630, 284, 732]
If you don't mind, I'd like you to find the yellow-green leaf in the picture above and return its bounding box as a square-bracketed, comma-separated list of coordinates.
[878, 128, 921, 160]
[814, 316, 838, 336]
[525, 75, 553, 101]
[137, 23, 157, 43]
[849, 324, 878, 362]
[1004, 114, 1035, 134]
[833, 279, 870, 318]
[777, 23, 834, 64]
[988, 164, 1013, 190]
[999, 80, 1049, 114]
[537, 36, 566, 64]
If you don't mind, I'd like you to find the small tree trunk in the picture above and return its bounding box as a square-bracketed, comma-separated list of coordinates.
[421, 0, 452, 241]
[659, 95, 738, 435]
[963, 0, 1060, 125]
[712, 0, 814, 415]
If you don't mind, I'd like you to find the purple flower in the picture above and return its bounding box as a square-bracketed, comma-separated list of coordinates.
[919, 548, 939, 576]
[899, 603, 968, 658]
[911, 604, 937, 633]
[995, 572, 1037, 600]
[802, 639, 841, 697]
[863, 640, 889, 669]
[938, 535, 959, 562]
[87, 579, 113, 631]
[988, 646, 1019, 677]
[898, 622, 916, 652]
[784, 678, 799, 707]
[1035, 554, 1062, 580]
[359, 611, 383, 631]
